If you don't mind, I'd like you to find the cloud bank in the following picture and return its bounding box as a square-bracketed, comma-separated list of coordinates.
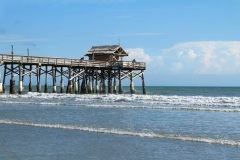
[124, 41, 240, 76]
[163, 41, 240, 75]
[124, 48, 151, 64]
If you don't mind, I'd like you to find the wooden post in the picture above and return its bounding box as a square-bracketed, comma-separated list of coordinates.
[2, 64, 6, 93]
[87, 70, 93, 94]
[130, 70, 135, 94]
[81, 69, 87, 94]
[72, 73, 75, 94]
[52, 66, 57, 93]
[0, 63, 2, 93]
[108, 69, 112, 94]
[44, 66, 48, 93]
[88, 76, 93, 94]
[92, 70, 94, 94]
[10, 45, 15, 94]
[36, 64, 41, 92]
[78, 68, 81, 94]
[103, 79, 106, 94]
[18, 63, 23, 94]
[142, 70, 146, 95]
[75, 76, 79, 94]
[101, 70, 106, 94]
[22, 65, 25, 93]
[118, 69, 123, 94]
[60, 67, 64, 93]
[29, 65, 32, 92]
[95, 69, 99, 94]
[67, 67, 72, 93]
[113, 70, 117, 94]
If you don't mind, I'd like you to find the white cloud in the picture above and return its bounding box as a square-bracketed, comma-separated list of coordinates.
[188, 49, 197, 59]
[163, 41, 240, 74]
[171, 63, 183, 73]
[124, 48, 151, 64]
[177, 51, 184, 57]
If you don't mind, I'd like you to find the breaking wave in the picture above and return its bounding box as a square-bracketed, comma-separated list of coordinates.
[1, 92, 240, 112]
[1, 119, 239, 146]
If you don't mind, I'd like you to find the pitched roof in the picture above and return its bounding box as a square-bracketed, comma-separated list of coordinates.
[85, 45, 128, 56]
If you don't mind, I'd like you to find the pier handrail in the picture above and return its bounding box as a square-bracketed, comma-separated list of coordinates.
[0, 54, 146, 70]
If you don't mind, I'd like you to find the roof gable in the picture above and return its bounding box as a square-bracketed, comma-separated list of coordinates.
[85, 45, 128, 57]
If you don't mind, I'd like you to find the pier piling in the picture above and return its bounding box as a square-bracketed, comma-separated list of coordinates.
[108, 69, 112, 94]
[118, 69, 123, 94]
[29, 65, 32, 92]
[95, 69, 99, 94]
[142, 71, 146, 95]
[113, 70, 117, 94]
[18, 64, 23, 94]
[0, 63, 2, 93]
[44, 66, 48, 93]
[130, 70, 135, 94]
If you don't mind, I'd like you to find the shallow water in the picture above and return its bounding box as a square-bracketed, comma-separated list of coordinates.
[0, 87, 240, 159]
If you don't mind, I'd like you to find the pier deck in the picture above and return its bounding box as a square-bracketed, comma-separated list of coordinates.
[0, 54, 146, 70]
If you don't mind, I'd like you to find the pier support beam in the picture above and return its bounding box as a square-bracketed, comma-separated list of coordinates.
[118, 69, 123, 94]
[36, 64, 41, 92]
[67, 67, 72, 93]
[95, 69, 99, 94]
[60, 67, 64, 93]
[44, 66, 48, 93]
[10, 78, 15, 94]
[75, 76, 79, 94]
[142, 71, 146, 95]
[108, 69, 112, 94]
[88, 77, 93, 94]
[81, 69, 87, 94]
[18, 64, 23, 94]
[2, 64, 6, 93]
[67, 80, 72, 93]
[102, 79, 106, 94]
[52, 66, 57, 93]
[101, 70, 106, 94]
[10, 60, 15, 94]
[78, 68, 81, 94]
[91, 70, 94, 94]
[0, 63, 3, 93]
[130, 70, 135, 94]
[113, 70, 117, 94]
[29, 65, 32, 92]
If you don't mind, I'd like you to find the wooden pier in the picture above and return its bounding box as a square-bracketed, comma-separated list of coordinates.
[0, 45, 146, 94]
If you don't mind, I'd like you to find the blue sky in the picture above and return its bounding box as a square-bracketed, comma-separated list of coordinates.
[1, 0, 240, 86]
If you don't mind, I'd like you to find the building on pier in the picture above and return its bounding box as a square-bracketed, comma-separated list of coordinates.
[85, 45, 128, 61]
[0, 45, 146, 94]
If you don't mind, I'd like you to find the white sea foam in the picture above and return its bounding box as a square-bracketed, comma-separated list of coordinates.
[1, 92, 240, 110]
[1, 119, 239, 146]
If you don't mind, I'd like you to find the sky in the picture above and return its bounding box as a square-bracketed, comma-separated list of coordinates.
[1, 0, 240, 86]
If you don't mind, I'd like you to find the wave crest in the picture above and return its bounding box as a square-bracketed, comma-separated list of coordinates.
[0, 119, 239, 146]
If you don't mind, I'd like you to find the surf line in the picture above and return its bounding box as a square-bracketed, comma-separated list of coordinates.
[1, 100, 240, 112]
[1, 119, 240, 147]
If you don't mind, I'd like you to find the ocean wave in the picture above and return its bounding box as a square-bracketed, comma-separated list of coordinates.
[0, 100, 240, 112]
[1, 92, 240, 108]
[1, 119, 239, 147]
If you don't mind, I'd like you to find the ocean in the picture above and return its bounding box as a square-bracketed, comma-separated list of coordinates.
[0, 86, 240, 160]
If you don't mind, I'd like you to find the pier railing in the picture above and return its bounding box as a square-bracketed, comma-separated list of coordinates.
[0, 54, 146, 70]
